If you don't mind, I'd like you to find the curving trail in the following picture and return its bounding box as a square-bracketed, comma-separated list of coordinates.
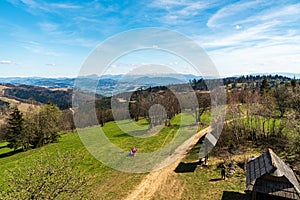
[124, 126, 212, 200]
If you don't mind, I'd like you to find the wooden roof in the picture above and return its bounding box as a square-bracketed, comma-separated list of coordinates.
[246, 149, 300, 199]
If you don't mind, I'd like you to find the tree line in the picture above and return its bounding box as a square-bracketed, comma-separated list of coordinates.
[74, 86, 211, 128]
[0, 103, 66, 151]
[214, 76, 300, 171]
[79, 75, 293, 128]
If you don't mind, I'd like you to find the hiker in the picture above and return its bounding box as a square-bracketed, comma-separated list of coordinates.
[221, 164, 226, 180]
[130, 147, 137, 156]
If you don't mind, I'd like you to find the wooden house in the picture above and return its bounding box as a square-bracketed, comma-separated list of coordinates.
[246, 149, 300, 200]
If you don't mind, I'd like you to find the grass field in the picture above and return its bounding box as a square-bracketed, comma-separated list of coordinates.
[0, 111, 251, 199]
[0, 127, 146, 199]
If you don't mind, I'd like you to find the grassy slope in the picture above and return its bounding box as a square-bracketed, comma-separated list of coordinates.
[0, 126, 146, 199]
[0, 112, 224, 199]
[1, 110, 268, 200]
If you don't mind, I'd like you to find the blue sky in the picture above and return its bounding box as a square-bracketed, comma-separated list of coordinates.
[0, 0, 300, 77]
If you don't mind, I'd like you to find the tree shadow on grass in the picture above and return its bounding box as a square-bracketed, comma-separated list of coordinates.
[221, 191, 247, 200]
[209, 178, 223, 182]
[0, 149, 22, 159]
[114, 133, 129, 138]
[174, 161, 198, 173]
[0, 144, 8, 149]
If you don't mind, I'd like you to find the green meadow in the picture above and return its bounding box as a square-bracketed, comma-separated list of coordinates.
[0, 112, 217, 199]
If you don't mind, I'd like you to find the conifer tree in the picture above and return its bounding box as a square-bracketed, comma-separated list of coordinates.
[260, 76, 270, 93]
[6, 107, 27, 151]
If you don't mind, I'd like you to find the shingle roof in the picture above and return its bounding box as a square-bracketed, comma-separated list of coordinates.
[246, 149, 300, 197]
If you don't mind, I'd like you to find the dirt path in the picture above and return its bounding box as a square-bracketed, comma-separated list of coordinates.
[124, 126, 212, 200]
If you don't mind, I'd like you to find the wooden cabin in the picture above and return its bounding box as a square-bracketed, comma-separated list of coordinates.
[246, 149, 300, 200]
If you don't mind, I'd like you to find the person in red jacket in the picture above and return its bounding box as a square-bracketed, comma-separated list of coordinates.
[130, 147, 137, 156]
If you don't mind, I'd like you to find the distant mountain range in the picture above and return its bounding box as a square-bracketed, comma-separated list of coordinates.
[0, 77, 75, 88]
[0, 73, 299, 96]
[0, 74, 201, 96]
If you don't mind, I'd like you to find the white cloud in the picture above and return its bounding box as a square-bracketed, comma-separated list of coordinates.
[6, 0, 84, 16]
[200, 0, 300, 55]
[62, 37, 99, 48]
[150, 0, 218, 24]
[235, 25, 242, 30]
[73, 16, 100, 23]
[38, 22, 59, 33]
[207, 1, 300, 31]
[201, 21, 281, 48]
[207, 1, 262, 28]
[209, 42, 300, 76]
[205, 30, 300, 76]
[236, 3, 300, 25]
[23, 41, 63, 57]
[150, 0, 193, 8]
[176, 2, 211, 17]
[38, 22, 79, 40]
[20, 0, 37, 7]
[46, 63, 56, 66]
[50, 3, 82, 9]
[0, 60, 12, 64]
[198, 1, 300, 76]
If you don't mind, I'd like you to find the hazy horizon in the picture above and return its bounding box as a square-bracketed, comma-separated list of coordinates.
[0, 71, 300, 79]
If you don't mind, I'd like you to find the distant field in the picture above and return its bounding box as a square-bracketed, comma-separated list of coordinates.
[0, 85, 7, 95]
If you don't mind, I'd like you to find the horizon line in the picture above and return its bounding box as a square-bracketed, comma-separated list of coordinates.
[0, 72, 299, 79]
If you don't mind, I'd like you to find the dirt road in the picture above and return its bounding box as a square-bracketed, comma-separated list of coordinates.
[124, 126, 212, 200]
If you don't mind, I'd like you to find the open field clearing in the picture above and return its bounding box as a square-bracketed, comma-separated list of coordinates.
[0, 113, 215, 199]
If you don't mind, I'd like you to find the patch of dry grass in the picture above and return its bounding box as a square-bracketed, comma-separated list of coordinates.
[0, 96, 39, 113]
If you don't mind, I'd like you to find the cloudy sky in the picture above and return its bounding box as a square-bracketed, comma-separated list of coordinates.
[0, 0, 300, 77]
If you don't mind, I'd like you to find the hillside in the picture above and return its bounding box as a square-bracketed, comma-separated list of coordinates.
[1, 74, 300, 199]
[0, 114, 210, 199]
[0, 83, 105, 110]
[0, 113, 263, 200]
[1, 84, 72, 109]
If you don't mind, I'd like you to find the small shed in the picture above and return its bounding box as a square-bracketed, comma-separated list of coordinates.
[246, 149, 300, 200]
